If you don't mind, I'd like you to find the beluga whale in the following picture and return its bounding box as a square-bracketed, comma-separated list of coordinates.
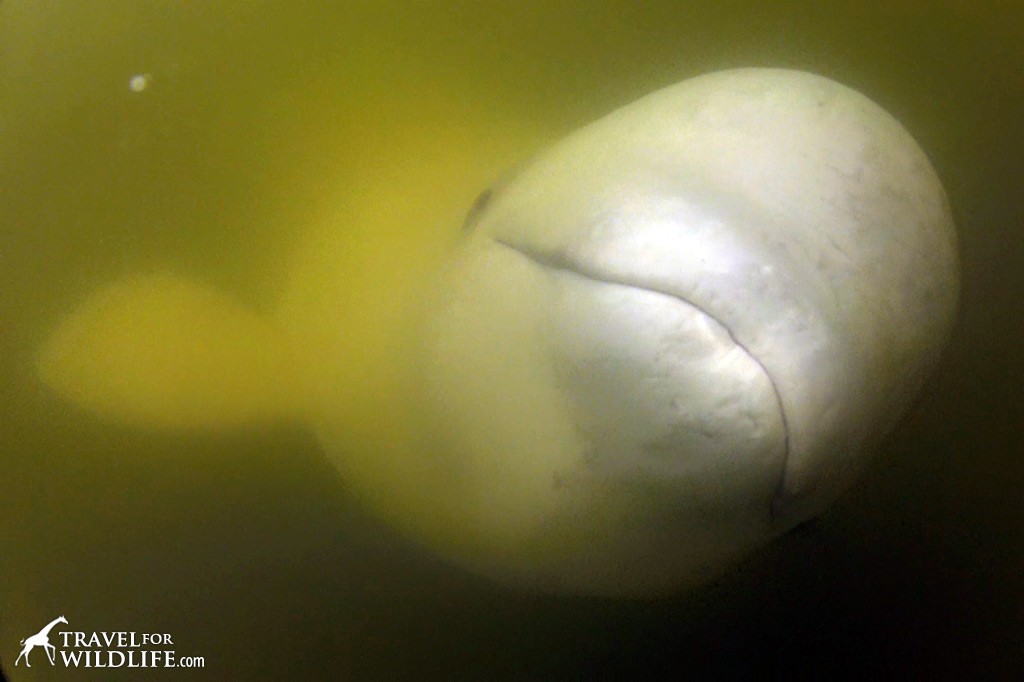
[39, 68, 959, 597]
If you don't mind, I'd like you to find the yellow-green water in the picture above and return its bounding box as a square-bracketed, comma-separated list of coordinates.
[3, 2, 1024, 678]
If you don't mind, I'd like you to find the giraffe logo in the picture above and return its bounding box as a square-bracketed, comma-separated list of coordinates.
[14, 615, 68, 667]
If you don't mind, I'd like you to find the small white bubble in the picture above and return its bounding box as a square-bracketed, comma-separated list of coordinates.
[129, 74, 151, 93]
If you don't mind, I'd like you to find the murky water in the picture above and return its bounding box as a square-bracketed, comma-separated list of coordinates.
[2, 2, 1023, 678]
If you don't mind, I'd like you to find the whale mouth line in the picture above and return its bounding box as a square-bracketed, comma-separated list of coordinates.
[493, 236, 793, 523]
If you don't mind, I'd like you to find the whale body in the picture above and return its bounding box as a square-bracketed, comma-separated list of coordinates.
[39, 68, 959, 596]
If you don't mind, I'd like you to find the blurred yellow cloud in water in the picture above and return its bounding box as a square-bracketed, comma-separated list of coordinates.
[38, 272, 300, 429]
[35, 82, 555, 555]
[38, 83, 545, 431]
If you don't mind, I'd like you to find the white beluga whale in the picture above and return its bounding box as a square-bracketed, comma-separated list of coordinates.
[39, 68, 959, 596]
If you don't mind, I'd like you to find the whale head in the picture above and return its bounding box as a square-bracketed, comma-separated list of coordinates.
[412, 68, 958, 594]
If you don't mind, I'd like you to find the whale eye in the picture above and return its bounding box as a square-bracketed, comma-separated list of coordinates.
[462, 187, 494, 232]
[461, 158, 531, 233]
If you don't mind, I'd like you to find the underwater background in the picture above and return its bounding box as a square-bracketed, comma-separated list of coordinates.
[2, 1, 1023, 678]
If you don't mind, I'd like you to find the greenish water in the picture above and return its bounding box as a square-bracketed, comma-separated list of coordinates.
[3, 2, 1024, 678]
